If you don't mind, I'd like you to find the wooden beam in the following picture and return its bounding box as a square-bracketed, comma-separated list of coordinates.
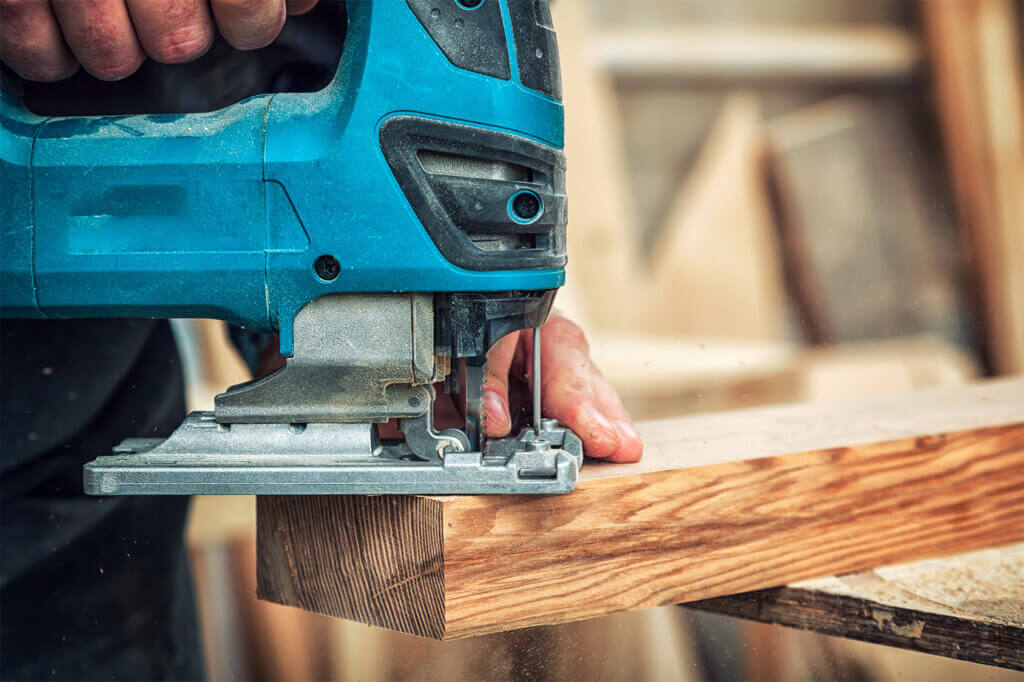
[687, 544, 1024, 670]
[921, 0, 1024, 373]
[594, 26, 921, 84]
[258, 379, 1024, 640]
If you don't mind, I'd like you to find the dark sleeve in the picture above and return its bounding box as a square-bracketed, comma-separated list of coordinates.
[228, 325, 276, 376]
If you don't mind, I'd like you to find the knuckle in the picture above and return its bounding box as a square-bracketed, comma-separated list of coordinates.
[215, 0, 284, 49]
[286, 0, 318, 15]
[0, 0, 45, 50]
[546, 316, 589, 352]
[149, 25, 211, 63]
[225, 24, 281, 51]
[216, 0, 270, 17]
[236, 23, 284, 50]
[1, 0, 43, 14]
[39, 62, 78, 81]
[1, 38, 78, 82]
[87, 53, 142, 81]
[9, 59, 78, 82]
[66, 18, 144, 80]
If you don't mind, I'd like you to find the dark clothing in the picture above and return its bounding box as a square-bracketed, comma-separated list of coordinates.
[0, 320, 202, 681]
[0, 8, 346, 679]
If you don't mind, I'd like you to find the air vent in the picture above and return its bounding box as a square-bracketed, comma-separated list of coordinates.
[418, 151, 532, 182]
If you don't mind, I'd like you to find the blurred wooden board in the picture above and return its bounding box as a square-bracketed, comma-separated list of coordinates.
[258, 379, 1024, 640]
[554, 0, 792, 341]
[922, 0, 1024, 374]
[590, 333, 978, 422]
[687, 544, 1024, 670]
[553, 0, 636, 331]
[589, 335, 799, 420]
[797, 335, 978, 402]
[640, 95, 790, 340]
[766, 97, 965, 345]
[595, 26, 921, 83]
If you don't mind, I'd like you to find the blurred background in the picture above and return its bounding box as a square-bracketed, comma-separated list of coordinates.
[179, 0, 1024, 679]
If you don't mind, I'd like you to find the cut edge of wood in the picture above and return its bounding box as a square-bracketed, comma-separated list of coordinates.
[257, 495, 447, 639]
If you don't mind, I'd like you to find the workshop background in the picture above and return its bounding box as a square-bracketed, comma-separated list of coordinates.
[180, 0, 1024, 680]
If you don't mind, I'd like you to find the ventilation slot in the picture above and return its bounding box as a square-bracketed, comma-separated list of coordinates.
[418, 151, 532, 182]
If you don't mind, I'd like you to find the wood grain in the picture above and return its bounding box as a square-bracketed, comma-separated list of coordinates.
[688, 544, 1024, 670]
[258, 496, 446, 639]
[258, 379, 1024, 639]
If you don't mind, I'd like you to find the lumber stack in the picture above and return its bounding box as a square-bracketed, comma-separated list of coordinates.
[258, 379, 1024, 640]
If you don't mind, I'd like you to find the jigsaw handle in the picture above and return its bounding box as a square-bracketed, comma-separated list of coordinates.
[1, 0, 566, 354]
[0, 81, 279, 326]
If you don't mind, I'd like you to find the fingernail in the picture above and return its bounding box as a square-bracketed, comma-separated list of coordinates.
[484, 392, 510, 433]
[615, 420, 639, 442]
[584, 407, 620, 450]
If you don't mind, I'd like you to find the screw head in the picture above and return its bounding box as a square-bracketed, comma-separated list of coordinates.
[314, 255, 340, 282]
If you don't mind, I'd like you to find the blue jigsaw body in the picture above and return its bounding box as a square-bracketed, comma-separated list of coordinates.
[0, 0, 565, 355]
[0, 0, 582, 496]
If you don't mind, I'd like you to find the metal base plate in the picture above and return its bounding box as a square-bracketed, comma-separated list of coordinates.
[83, 412, 583, 495]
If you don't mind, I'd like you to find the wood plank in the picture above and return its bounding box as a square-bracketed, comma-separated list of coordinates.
[258, 379, 1024, 640]
[588, 334, 799, 420]
[595, 26, 921, 84]
[552, 1, 793, 341]
[766, 97, 966, 345]
[639, 95, 791, 340]
[552, 0, 637, 331]
[687, 544, 1024, 670]
[797, 336, 978, 402]
[922, 0, 1024, 374]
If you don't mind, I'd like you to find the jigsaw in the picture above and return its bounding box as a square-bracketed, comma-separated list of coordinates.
[0, 0, 582, 495]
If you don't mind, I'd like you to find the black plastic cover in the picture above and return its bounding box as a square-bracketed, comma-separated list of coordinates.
[407, 0, 511, 80]
[381, 115, 567, 272]
[509, 0, 562, 99]
[436, 290, 556, 359]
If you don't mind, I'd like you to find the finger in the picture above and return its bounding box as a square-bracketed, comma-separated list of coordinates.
[210, 0, 287, 51]
[482, 331, 520, 438]
[51, 0, 144, 80]
[590, 367, 643, 462]
[285, 0, 318, 15]
[548, 317, 642, 462]
[0, 0, 79, 81]
[124, 0, 214, 64]
[538, 317, 622, 459]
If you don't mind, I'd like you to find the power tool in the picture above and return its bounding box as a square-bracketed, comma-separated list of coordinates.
[0, 0, 582, 495]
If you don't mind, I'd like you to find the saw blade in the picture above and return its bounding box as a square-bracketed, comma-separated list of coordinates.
[464, 357, 486, 452]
